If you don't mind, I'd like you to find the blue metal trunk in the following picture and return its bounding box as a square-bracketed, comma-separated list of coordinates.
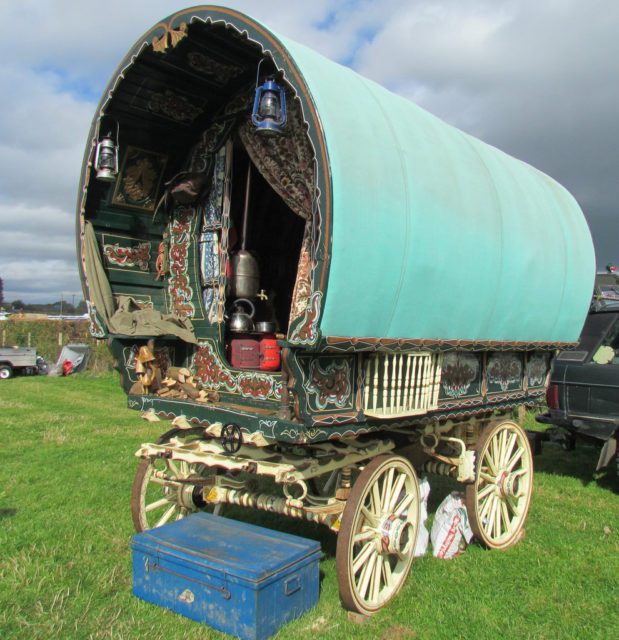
[132, 513, 321, 640]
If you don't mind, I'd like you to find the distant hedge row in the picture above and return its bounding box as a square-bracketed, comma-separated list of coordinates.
[0, 319, 115, 373]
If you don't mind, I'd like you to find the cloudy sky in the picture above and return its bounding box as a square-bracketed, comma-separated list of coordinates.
[0, 0, 617, 303]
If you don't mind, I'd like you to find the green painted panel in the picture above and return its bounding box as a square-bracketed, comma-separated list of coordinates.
[439, 353, 482, 400]
[278, 36, 595, 344]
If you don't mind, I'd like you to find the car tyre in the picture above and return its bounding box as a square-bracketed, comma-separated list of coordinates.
[0, 365, 13, 379]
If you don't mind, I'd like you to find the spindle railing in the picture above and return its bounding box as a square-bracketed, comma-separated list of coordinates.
[362, 352, 442, 418]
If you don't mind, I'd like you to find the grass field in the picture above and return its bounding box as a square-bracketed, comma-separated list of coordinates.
[0, 374, 617, 639]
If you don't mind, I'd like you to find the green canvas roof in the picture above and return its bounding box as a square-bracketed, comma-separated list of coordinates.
[276, 36, 595, 345]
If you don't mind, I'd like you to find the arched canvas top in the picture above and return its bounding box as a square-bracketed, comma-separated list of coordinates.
[275, 38, 595, 346]
[77, 6, 595, 350]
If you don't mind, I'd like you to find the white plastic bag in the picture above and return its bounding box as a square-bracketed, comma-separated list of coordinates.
[414, 476, 431, 557]
[430, 491, 473, 559]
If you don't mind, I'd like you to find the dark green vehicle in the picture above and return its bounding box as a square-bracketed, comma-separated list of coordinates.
[77, 6, 595, 614]
[538, 271, 619, 473]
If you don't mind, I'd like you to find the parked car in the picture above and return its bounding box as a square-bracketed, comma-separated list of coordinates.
[0, 347, 47, 379]
[537, 270, 619, 473]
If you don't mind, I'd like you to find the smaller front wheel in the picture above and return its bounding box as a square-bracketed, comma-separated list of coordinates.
[0, 365, 13, 380]
[131, 427, 220, 532]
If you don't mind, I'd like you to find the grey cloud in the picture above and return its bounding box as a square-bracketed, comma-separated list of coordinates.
[1, 0, 617, 304]
[2, 258, 82, 303]
[0, 0, 345, 303]
[355, 0, 619, 266]
[1, 233, 76, 263]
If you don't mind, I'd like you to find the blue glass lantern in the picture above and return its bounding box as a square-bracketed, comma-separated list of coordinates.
[251, 77, 287, 135]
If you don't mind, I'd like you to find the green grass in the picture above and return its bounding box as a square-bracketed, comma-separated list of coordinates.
[0, 375, 618, 639]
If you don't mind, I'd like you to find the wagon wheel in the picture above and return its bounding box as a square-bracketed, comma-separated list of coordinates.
[131, 427, 220, 532]
[336, 455, 420, 616]
[465, 420, 533, 550]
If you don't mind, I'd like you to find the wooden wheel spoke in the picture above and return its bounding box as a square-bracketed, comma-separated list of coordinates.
[502, 429, 513, 466]
[506, 446, 525, 472]
[353, 529, 375, 544]
[352, 541, 375, 574]
[496, 430, 507, 468]
[381, 468, 395, 512]
[503, 432, 517, 467]
[393, 492, 414, 517]
[480, 492, 494, 526]
[490, 438, 501, 472]
[500, 499, 511, 534]
[479, 470, 495, 483]
[387, 473, 407, 513]
[478, 492, 494, 518]
[493, 496, 501, 536]
[483, 449, 498, 476]
[505, 494, 520, 518]
[148, 476, 171, 486]
[357, 549, 377, 599]
[145, 497, 171, 513]
[155, 504, 177, 528]
[361, 506, 379, 527]
[370, 553, 382, 603]
[381, 556, 394, 590]
[371, 483, 382, 515]
[477, 483, 495, 502]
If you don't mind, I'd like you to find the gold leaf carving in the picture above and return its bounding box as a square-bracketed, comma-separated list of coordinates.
[152, 23, 188, 54]
[169, 23, 188, 48]
[152, 34, 167, 53]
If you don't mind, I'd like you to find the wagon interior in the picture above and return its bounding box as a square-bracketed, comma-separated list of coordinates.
[83, 19, 312, 372]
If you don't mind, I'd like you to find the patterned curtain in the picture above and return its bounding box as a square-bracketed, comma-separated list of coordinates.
[190, 118, 236, 174]
[238, 97, 315, 220]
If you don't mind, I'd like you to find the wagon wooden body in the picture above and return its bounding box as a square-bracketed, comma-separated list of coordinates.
[77, 6, 595, 615]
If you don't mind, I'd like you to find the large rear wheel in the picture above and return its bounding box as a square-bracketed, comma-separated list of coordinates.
[465, 420, 533, 549]
[336, 454, 420, 615]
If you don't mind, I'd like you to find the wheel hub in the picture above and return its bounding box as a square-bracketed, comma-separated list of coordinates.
[379, 515, 412, 557]
[174, 483, 198, 509]
[503, 471, 524, 498]
[494, 469, 524, 499]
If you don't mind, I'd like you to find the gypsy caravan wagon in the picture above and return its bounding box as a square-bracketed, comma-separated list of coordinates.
[77, 6, 595, 615]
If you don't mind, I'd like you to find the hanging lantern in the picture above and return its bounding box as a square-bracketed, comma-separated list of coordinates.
[94, 126, 119, 182]
[251, 77, 287, 135]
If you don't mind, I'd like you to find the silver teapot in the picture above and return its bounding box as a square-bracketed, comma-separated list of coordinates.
[228, 298, 255, 333]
